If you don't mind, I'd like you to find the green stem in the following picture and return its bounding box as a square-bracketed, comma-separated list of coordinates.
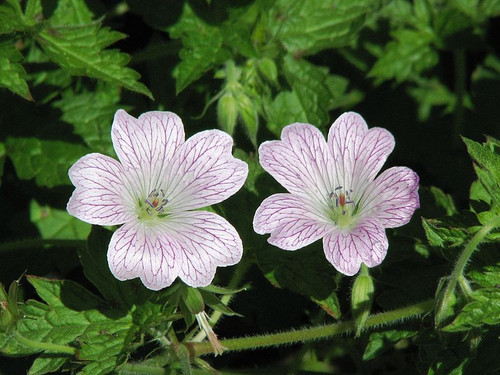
[14, 331, 77, 355]
[120, 363, 167, 375]
[436, 216, 500, 326]
[453, 48, 466, 147]
[190, 299, 434, 356]
[0, 239, 85, 253]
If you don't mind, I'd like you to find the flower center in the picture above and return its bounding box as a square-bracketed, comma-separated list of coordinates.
[328, 186, 357, 228]
[138, 189, 169, 220]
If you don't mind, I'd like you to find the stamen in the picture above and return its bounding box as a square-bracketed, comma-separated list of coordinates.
[144, 189, 168, 215]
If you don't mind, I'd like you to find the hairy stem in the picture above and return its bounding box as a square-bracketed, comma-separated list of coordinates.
[436, 216, 500, 326]
[14, 331, 77, 355]
[190, 299, 434, 356]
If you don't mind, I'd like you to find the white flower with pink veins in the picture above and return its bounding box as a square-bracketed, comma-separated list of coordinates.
[253, 112, 420, 276]
[67, 109, 248, 290]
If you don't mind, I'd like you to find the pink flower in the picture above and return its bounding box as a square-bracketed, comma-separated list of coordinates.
[67, 110, 248, 290]
[253, 112, 419, 276]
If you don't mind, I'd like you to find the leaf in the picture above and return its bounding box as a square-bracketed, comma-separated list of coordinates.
[30, 200, 91, 240]
[21, 277, 136, 375]
[0, 41, 32, 100]
[270, 0, 371, 55]
[369, 29, 438, 84]
[363, 330, 417, 360]
[255, 243, 341, 319]
[282, 55, 332, 127]
[35, 0, 152, 99]
[231, 149, 264, 195]
[422, 217, 470, 248]
[443, 288, 500, 332]
[468, 262, 500, 288]
[429, 186, 458, 216]
[463, 137, 500, 207]
[5, 137, 89, 188]
[80, 226, 152, 309]
[53, 83, 123, 155]
[29, 355, 68, 375]
[266, 91, 309, 136]
[169, 3, 228, 93]
[0, 0, 26, 34]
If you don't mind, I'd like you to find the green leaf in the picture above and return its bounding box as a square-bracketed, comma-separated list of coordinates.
[443, 288, 500, 332]
[0, 0, 26, 34]
[255, 243, 341, 319]
[5, 137, 89, 188]
[468, 262, 500, 288]
[430, 186, 458, 216]
[169, 3, 228, 93]
[422, 217, 470, 248]
[29, 355, 68, 375]
[21, 277, 136, 374]
[36, 8, 152, 99]
[369, 29, 438, 84]
[363, 330, 417, 360]
[198, 290, 242, 317]
[266, 91, 309, 136]
[0, 41, 32, 100]
[270, 0, 371, 55]
[80, 226, 152, 308]
[282, 55, 332, 126]
[53, 83, 123, 155]
[463, 137, 500, 207]
[30, 200, 91, 240]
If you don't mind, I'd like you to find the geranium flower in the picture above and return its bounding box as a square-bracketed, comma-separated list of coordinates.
[253, 112, 419, 275]
[67, 110, 248, 290]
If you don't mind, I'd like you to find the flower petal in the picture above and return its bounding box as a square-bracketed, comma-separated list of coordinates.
[107, 221, 182, 291]
[67, 153, 135, 225]
[258, 123, 334, 204]
[360, 166, 420, 228]
[327, 112, 394, 194]
[323, 219, 388, 276]
[164, 130, 248, 211]
[111, 110, 185, 195]
[167, 211, 243, 287]
[253, 193, 328, 250]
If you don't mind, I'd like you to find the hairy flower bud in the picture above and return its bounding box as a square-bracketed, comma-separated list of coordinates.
[351, 266, 374, 337]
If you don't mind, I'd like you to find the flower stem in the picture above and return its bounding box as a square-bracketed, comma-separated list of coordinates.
[0, 239, 85, 253]
[14, 331, 77, 355]
[436, 216, 500, 326]
[190, 299, 434, 356]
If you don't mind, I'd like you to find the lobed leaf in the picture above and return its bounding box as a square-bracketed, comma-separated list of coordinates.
[53, 83, 123, 155]
[30, 200, 91, 240]
[270, 0, 371, 55]
[443, 288, 500, 332]
[5, 137, 89, 188]
[0, 42, 32, 100]
[169, 3, 228, 94]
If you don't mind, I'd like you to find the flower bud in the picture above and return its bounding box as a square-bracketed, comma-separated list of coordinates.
[257, 57, 278, 85]
[0, 280, 21, 333]
[351, 266, 374, 337]
[217, 93, 239, 136]
[235, 91, 258, 147]
[182, 286, 205, 315]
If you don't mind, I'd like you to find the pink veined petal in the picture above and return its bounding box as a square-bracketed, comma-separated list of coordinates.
[67, 153, 135, 225]
[359, 166, 420, 228]
[166, 210, 243, 287]
[163, 130, 248, 211]
[111, 110, 185, 195]
[107, 221, 182, 291]
[327, 112, 395, 194]
[253, 193, 329, 250]
[258, 123, 334, 204]
[323, 218, 388, 276]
